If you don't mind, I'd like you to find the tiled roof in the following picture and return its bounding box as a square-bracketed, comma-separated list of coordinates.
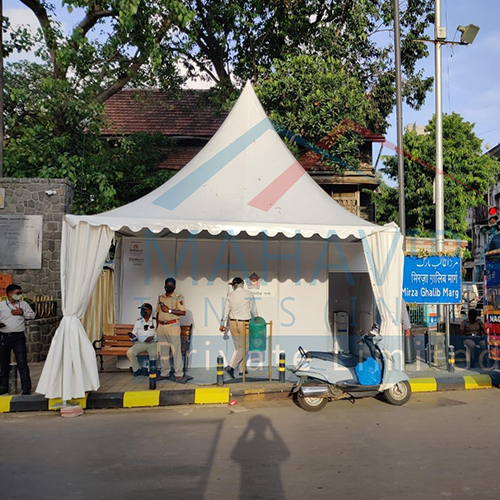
[159, 146, 204, 171]
[102, 90, 227, 138]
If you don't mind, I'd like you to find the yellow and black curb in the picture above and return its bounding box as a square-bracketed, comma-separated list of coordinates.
[0, 387, 230, 414]
[0, 374, 498, 413]
[410, 373, 500, 393]
[0, 385, 296, 414]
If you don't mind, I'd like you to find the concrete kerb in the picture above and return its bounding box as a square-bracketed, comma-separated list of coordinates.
[0, 384, 295, 413]
[410, 373, 499, 393]
[0, 375, 498, 413]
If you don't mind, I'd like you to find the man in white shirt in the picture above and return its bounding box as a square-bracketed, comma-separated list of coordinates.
[0, 284, 36, 395]
[126, 303, 158, 377]
[220, 277, 259, 378]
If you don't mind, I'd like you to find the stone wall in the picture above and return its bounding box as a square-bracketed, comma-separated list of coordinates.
[0, 178, 74, 308]
[26, 317, 60, 363]
[0, 178, 73, 362]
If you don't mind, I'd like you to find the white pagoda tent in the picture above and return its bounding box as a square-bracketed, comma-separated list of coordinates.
[37, 82, 404, 401]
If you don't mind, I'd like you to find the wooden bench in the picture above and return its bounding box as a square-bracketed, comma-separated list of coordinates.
[93, 323, 193, 372]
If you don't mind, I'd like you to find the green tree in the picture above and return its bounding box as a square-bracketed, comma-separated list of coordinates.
[374, 113, 500, 238]
[4, 61, 174, 213]
[256, 55, 386, 172]
[173, 0, 434, 113]
[16, 0, 193, 103]
[4, 0, 436, 212]
[3, 0, 193, 212]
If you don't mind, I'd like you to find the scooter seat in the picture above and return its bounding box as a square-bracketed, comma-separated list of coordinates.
[307, 351, 358, 368]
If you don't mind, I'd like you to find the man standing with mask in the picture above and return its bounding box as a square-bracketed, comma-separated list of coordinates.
[220, 277, 259, 379]
[156, 277, 186, 381]
[0, 284, 36, 395]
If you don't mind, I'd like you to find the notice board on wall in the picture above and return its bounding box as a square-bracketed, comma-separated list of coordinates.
[0, 215, 43, 269]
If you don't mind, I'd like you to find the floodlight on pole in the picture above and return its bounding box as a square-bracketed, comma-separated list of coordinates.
[457, 24, 480, 45]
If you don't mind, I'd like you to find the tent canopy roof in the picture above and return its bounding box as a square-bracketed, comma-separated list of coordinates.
[68, 82, 396, 239]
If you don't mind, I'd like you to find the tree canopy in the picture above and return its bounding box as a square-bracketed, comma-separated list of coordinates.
[174, 0, 434, 115]
[4, 61, 175, 213]
[3, 0, 436, 212]
[373, 113, 500, 238]
[256, 54, 386, 173]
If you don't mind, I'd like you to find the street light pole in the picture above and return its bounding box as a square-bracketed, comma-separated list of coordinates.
[435, 0, 444, 255]
[434, 0, 449, 367]
[415, 5, 479, 372]
[393, 0, 406, 246]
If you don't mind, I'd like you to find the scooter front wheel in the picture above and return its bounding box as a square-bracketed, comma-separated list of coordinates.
[384, 381, 411, 406]
[295, 393, 328, 412]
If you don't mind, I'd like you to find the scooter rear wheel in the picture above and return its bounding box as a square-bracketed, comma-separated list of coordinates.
[384, 381, 411, 406]
[295, 393, 328, 412]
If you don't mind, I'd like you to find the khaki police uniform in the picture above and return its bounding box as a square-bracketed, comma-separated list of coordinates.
[156, 293, 186, 378]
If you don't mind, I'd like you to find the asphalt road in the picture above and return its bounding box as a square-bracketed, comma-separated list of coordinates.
[1, 390, 499, 500]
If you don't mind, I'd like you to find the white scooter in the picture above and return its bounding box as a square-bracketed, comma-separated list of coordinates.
[291, 324, 411, 412]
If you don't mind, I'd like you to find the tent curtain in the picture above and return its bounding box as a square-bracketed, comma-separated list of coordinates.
[82, 268, 115, 342]
[37, 221, 114, 400]
[361, 229, 404, 369]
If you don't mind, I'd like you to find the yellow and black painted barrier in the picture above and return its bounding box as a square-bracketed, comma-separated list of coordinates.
[216, 355, 224, 387]
[0, 387, 231, 413]
[1, 373, 499, 414]
[278, 353, 286, 383]
[410, 373, 500, 393]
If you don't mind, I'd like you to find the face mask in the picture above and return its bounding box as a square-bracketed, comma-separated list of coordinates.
[140, 309, 149, 319]
[12, 294, 22, 301]
[165, 285, 175, 294]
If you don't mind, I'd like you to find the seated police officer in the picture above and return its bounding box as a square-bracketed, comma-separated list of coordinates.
[126, 303, 158, 377]
[459, 308, 487, 368]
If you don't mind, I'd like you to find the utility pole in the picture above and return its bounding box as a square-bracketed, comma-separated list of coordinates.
[393, 0, 406, 247]
[434, 0, 449, 369]
[415, 4, 479, 372]
[435, 0, 444, 255]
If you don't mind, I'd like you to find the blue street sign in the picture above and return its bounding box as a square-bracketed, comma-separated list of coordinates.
[403, 256, 462, 304]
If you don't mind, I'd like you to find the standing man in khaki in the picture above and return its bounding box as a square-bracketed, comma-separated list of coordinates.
[156, 277, 186, 381]
[219, 277, 259, 379]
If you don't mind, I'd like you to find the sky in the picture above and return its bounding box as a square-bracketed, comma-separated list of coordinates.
[4, 0, 500, 153]
[389, 0, 500, 153]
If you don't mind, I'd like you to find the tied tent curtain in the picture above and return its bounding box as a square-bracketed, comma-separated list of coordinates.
[37, 221, 114, 400]
[361, 229, 404, 369]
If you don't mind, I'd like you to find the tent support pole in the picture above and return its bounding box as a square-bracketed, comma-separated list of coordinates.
[269, 321, 273, 382]
[242, 321, 247, 383]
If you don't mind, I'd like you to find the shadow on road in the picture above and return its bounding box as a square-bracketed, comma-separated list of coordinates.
[231, 415, 290, 499]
